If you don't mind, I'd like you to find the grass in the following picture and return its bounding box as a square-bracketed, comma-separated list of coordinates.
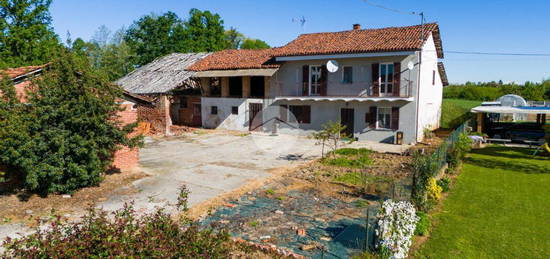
[440, 99, 482, 129]
[415, 146, 550, 258]
[322, 148, 373, 168]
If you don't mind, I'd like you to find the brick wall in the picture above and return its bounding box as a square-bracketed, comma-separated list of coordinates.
[112, 102, 139, 173]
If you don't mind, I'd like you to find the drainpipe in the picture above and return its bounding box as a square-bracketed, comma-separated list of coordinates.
[415, 50, 422, 143]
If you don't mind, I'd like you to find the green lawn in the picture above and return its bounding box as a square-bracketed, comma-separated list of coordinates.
[440, 99, 482, 129]
[416, 146, 550, 258]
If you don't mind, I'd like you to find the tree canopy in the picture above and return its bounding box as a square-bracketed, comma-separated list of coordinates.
[240, 38, 270, 50]
[0, 51, 140, 194]
[0, 0, 61, 68]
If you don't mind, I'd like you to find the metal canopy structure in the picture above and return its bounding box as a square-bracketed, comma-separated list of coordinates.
[471, 106, 550, 114]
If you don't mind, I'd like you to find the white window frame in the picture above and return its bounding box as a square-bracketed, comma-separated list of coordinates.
[378, 63, 394, 96]
[342, 66, 353, 84]
[376, 107, 392, 130]
[309, 65, 322, 96]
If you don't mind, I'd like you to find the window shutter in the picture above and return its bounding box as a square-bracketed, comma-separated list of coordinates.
[393, 62, 401, 97]
[302, 65, 309, 96]
[320, 65, 328, 96]
[371, 63, 379, 97]
[366, 106, 377, 128]
[280, 104, 288, 121]
[391, 107, 399, 130]
[303, 105, 311, 123]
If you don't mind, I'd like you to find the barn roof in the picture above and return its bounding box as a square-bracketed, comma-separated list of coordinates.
[116, 53, 210, 94]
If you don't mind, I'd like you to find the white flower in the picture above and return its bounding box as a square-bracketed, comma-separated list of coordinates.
[376, 200, 419, 259]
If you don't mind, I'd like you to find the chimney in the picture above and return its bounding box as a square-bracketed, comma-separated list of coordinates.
[353, 24, 361, 30]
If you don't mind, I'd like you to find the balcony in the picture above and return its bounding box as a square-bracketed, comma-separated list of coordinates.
[275, 82, 414, 102]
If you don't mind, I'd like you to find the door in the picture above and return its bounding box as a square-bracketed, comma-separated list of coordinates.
[340, 108, 354, 137]
[249, 103, 263, 131]
[192, 103, 201, 127]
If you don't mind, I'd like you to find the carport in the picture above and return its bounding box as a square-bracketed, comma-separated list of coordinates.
[470, 105, 549, 142]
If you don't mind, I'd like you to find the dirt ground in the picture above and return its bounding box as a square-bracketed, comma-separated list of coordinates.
[0, 169, 146, 226]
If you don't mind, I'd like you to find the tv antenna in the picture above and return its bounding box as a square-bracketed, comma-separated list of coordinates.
[292, 16, 306, 31]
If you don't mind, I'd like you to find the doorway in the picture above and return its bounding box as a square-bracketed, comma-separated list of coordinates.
[192, 103, 202, 127]
[340, 108, 354, 137]
[249, 103, 263, 131]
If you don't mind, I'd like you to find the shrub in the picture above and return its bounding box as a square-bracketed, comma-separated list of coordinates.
[448, 133, 473, 168]
[437, 177, 451, 192]
[427, 177, 442, 201]
[1, 203, 231, 258]
[414, 211, 430, 236]
[376, 200, 419, 259]
[334, 148, 372, 156]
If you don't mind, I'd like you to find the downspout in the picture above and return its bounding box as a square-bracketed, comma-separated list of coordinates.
[415, 49, 422, 143]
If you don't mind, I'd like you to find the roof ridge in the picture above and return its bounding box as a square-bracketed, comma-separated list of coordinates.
[296, 23, 438, 36]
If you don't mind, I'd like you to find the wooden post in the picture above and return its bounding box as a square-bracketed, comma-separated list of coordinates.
[242, 76, 250, 98]
[200, 77, 210, 97]
[221, 77, 229, 97]
[476, 113, 483, 133]
[264, 76, 270, 98]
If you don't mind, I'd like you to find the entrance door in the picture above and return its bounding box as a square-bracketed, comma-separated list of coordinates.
[340, 108, 354, 137]
[249, 103, 263, 131]
[192, 103, 201, 127]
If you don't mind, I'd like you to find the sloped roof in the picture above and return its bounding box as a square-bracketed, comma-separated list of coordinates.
[116, 53, 210, 94]
[189, 23, 443, 71]
[1, 65, 46, 80]
[278, 23, 443, 58]
[188, 48, 282, 71]
[438, 62, 449, 86]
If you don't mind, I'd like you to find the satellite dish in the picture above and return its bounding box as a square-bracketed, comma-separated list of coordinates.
[407, 61, 415, 70]
[326, 60, 339, 73]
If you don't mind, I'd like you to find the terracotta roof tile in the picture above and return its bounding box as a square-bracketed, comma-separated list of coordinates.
[278, 23, 443, 58]
[189, 23, 443, 71]
[0, 65, 46, 79]
[188, 49, 283, 71]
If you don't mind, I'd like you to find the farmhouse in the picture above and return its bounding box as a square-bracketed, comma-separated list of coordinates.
[121, 23, 448, 144]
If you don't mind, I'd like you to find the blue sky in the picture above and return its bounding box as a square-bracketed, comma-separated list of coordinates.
[50, 0, 550, 84]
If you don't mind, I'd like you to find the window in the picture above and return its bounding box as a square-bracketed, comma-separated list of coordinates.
[309, 65, 322, 95]
[379, 63, 394, 96]
[377, 107, 392, 129]
[210, 78, 221, 97]
[229, 77, 243, 97]
[289, 105, 311, 124]
[179, 96, 187, 108]
[211, 106, 218, 115]
[231, 106, 238, 115]
[343, 66, 353, 84]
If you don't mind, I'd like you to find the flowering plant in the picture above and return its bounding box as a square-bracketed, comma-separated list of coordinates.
[376, 200, 419, 259]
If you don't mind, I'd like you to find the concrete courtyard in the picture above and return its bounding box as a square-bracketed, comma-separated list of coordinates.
[99, 131, 322, 214]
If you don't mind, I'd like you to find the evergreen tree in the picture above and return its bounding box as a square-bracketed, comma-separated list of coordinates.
[0, 50, 141, 194]
[0, 0, 61, 68]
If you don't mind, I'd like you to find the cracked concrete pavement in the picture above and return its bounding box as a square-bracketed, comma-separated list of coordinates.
[98, 131, 321, 214]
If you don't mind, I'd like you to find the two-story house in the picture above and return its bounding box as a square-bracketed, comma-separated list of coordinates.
[189, 23, 447, 144]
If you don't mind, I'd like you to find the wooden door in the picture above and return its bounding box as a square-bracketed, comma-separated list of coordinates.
[249, 103, 263, 131]
[192, 103, 201, 127]
[340, 108, 354, 137]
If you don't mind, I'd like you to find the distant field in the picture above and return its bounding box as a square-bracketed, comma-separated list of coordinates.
[440, 99, 482, 129]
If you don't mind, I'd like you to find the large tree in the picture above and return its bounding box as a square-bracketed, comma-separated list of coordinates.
[124, 12, 186, 67]
[184, 8, 226, 52]
[0, 50, 140, 194]
[0, 0, 61, 68]
[224, 27, 244, 49]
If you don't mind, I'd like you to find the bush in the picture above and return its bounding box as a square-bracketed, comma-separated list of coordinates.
[448, 133, 473, 169]
[334, 148, 372, 156]
[414, 211, 430, 236]
[437, 177, 451, 192]
[1, 203, 231, 258]
[427, 177, 442, 201]
[376, 200, 419, 259]
[0, 50, 141, 194]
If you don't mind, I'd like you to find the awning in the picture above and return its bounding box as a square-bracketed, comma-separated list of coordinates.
[194, 68, 279, 77]
[471, 106, 550, 114]
[275, 96, 413, 102]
